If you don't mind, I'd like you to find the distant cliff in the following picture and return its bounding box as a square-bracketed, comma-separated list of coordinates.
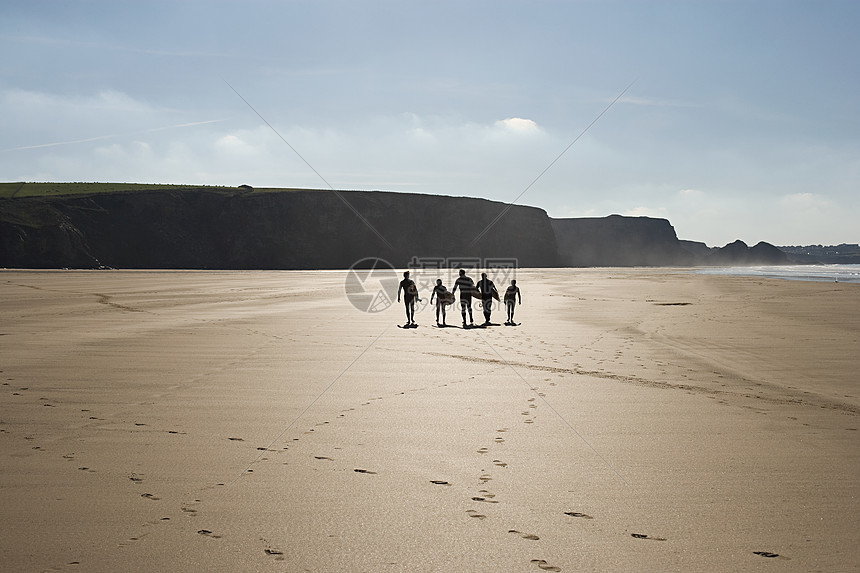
[704, 240, 789, 265]
[552, 215, 695, 267]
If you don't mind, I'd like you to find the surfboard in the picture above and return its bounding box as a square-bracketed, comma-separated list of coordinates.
[439, 291, 455, 305]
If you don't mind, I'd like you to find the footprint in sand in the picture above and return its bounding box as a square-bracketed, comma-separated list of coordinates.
[564, 511, 593, 520]
[354, 468, 377, 474]
[530, 559, 561, 571]
[477, 447, 489, 454]
[472, 491, 499, 503]
[509, 529, 540, 540]
[753, 551, 788, 559]
[430, 480, 450, 486]
[140, 493, 161, 501]
[492, 460, 507, 468]
[466, 510, 486, 519]
[631, 533, 666, 541]
[314, 456, 334, 461]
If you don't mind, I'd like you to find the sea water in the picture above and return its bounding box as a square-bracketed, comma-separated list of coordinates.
[693, 264, 860, 284]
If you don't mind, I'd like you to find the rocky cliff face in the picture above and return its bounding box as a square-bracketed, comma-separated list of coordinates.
[551, 215, 695, 267]
[0, 187, 794, 269]
[0, 188, 559, 269]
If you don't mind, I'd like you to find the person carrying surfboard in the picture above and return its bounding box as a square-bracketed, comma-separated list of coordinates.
[476, 272, 499, 325]
[504, 279, 522, 325]
[397, 271, 420, 326]
[429, 278, 452, 327]
[451, 268, 476, 328]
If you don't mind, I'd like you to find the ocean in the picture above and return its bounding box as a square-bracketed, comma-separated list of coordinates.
[693, 264, 860, 284]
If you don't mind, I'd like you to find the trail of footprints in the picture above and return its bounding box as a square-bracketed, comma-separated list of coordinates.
[463, 396, 567, 571]
[83, 372, 469, 567]
[459, 388, 687, 572]
[41, 370, 787, 569]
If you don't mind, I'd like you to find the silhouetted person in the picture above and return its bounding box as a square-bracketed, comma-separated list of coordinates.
[504, 279, 522, 325]
[397, 271, 419, 326]
[476, 272, 498, 325]
[430, 278, 449, 326]
[451, 269, 475, 327]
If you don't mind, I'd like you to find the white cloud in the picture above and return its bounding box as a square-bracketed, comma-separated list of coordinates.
[780, 192, 830, 208]
[495, 117, 539, 133]
[214, 134, 262, 157]
[679, 188, 704, 198]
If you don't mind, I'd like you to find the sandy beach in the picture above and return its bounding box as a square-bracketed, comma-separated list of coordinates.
[1, 268, 857, 572]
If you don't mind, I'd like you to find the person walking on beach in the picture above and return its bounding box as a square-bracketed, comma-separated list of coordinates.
[397, 271, 419, 326]
[504, 279, 522, 325]
[451, 269, 476, 327]
[476, 272, 499, 325]
[429, 278, 450, 327]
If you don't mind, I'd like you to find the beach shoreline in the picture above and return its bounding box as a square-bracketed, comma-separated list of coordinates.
[1, 268, 857, 571]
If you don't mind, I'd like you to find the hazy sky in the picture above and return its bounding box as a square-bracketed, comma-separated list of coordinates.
[2, 1, 858, 246]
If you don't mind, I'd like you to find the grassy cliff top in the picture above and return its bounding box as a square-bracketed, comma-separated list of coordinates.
[0, 182, 322, 199]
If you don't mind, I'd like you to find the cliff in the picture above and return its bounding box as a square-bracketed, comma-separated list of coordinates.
[551, 215, 695, 267]
[1, 185, 800, 269]
[0, 187, 559, 269]
[705, 240, 789, 265]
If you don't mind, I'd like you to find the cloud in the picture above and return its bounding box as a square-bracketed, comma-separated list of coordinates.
[679, 188, 704, 198]
[780, 192, 830, 208]
[2, 88, 164, 117]
[495, 117, 539, 133]
[214, 133, 265, 157]
[2, 119, 225, 152]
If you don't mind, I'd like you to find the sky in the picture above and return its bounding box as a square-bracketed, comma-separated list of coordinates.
[1, 0, 858, 247]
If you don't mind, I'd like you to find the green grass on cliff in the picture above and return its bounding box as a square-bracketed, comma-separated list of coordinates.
[0, 182, 229, 198]
[0, 182, 327, 199]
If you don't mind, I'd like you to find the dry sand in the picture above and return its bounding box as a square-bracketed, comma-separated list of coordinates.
[1, 268, 858, 572]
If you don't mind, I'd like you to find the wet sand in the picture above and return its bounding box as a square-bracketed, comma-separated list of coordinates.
[1, 268, 858, 572]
